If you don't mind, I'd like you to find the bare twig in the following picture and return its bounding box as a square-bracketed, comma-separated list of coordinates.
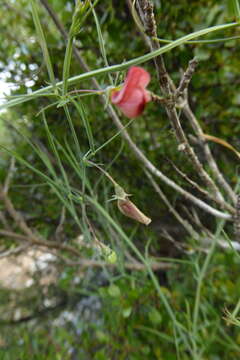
[0, 230, 30, 242]
[167, 158, 235, 214]
[145, 170, 199, 239]
[0, 244, 30, 259]
[175, 59, 198, 99]
[162, 230, 190, 253]
[167, 158, 209, 197]
[0, 228, 81, 257]
[183, 104, 236, 203]
[56, 254, 174, 271]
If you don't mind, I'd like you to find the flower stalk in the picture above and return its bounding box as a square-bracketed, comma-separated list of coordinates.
[87, 161, 151, 225]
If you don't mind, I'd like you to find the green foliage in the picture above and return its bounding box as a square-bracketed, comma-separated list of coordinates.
[0, 0, 240, 359]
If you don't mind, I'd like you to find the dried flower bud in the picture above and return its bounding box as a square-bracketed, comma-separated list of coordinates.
[117, 198, 151, 225]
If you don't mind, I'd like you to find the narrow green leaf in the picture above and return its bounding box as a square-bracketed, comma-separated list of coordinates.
[30, 0, 56, 88]
[71, 98, 95, 153]
[90, 1, 113, 85]
[63, 104, 82, 158]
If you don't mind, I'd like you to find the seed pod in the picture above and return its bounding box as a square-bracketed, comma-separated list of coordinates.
[117, 198, 151, 225]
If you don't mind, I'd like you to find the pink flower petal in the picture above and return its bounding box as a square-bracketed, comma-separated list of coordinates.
[111, 66, 151, 118]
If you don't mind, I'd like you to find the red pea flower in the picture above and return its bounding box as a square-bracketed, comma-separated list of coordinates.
[111, 66, 151, 118]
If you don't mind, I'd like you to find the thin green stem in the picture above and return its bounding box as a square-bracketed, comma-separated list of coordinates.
[153, 35, 240, 44]
[88, 118, 134, 158]
[87, 161, 117, 186]
[1, 21, 238, 111]
[192, 219, 226, 356]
